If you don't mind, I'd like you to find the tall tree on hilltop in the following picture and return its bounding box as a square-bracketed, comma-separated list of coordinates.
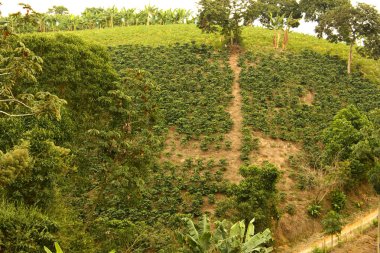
[198, 0, 248, 45]
[48, 5, 69, 15]
[315, 3, 380, 74]
[299, 0, 350, 22]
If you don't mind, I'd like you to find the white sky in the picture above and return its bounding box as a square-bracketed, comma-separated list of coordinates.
[1, 0, 379, 35]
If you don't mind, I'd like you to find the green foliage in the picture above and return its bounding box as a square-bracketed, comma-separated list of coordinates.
[239, 50, 380, 169]
[217, 163, 279, 231]
[0, 28, 67, 119]
[0, 200, 58, 253]
[44, 242, 63, 253]
[307, 203, 322, 218]
[2, 4, 194, 33]
[322, 105, 378, 187]
[368, 163, 380, 195]
[214, 218, 273, 253]
[198, 0, 247, 45]
[240, 127, 259, 162]
[299, 0, 350, 22]
[285, 204, 296, 216]
[111, 43, 233, 140]
[0, 126, 71, 207]
[322, 211, 344, 236]
[20, 34, 118, 118]
[329, 190, 346, 212]
[177, 215, 273, 253]
[315, 3, 380, 73]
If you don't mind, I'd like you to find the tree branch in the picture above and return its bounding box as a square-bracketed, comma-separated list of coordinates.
[0, 98, 33, 110]
[0, 110, 34, 117]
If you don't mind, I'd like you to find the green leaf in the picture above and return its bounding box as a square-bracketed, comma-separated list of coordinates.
[44, 246, 53, 253]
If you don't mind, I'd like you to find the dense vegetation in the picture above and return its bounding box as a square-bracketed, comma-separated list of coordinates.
[1, 1, 380, 252]
[1, 4, 194, 33]
[110, 43, 233, 140]
[239, 50, 380, 166]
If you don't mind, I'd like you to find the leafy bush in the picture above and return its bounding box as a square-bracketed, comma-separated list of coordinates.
[286, 204, 296, 216]
[330, 190, 347, 212]
[0, 201, 58, 252]
[307, 202, 323, 218]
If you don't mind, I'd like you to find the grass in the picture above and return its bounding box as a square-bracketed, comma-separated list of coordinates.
[64, 24, 224, 48]
[242, 27, 380, 84]
[28, 24, 380, 84]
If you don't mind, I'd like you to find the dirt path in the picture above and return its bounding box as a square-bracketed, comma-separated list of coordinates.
[224, 48, 243, 183]
[292, 209, 378, 253]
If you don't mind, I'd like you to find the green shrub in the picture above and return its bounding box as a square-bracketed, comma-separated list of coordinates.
[208, 194, 216, 205]
[286, 204, 296, 216]
[330, 190, 346, 212]
[307, 202, 323, 218]
[0, 201, 58, 252]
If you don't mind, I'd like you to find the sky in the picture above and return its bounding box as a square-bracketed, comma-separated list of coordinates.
[1, 0, 379, 35]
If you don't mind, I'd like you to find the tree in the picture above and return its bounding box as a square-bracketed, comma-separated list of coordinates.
[1, 10, 66, 119]
[48, 5, 69, 15]
[315, 3, 380, 74]
[299, 0, 350, 22]
[322, 211, 344, 247]
[322, 105, 376, 187]
[368, 164, 380, 253]
[217, 162, 279, 231]
[197, 0, 248, 45]
[0, 201, 58, 252]
[368, 109, 380, 253]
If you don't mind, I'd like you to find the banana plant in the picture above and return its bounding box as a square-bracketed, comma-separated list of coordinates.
[214, 218, 273, 253]
[44, 242, 63, 253]
[268, 12, 285, 49]
[177, 215, 214, 253]
[177, 216, 272, 253]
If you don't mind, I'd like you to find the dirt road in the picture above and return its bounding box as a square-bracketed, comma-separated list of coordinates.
[292, 209, 378, 253]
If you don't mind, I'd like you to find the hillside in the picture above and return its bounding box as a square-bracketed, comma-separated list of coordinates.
[79, 25, 379, 249]
[63, 24, 380, 84]
[2, 24, 379, 252]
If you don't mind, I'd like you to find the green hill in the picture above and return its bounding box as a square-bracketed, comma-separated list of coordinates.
[2, 24, 378, 253]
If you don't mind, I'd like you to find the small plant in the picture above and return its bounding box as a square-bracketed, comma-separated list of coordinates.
[200, 139, 209, 151]
[297, 173, 316, 191]
[44, 243, 63, 253]
[307, 202, 322, 218]
[312, 247, 326, 253]
[208, 194, 216, 204]
[225, 140, 232, 150]
[330, 190, 346, 212]
[355, 201, 364, 209]
[215, 170, 223, 182]
[286, 204, 296, 216]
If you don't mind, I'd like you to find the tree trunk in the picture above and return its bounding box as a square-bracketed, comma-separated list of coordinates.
[348, 43, 353, 74]
[282, 29, 289, 50]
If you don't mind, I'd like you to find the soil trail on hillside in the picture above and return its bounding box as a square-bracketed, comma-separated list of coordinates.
[224, 47, 243, 183]
[291, 209, 378, 253]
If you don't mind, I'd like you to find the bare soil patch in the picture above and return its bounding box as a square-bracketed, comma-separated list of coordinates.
[300, 90, 315, 105]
